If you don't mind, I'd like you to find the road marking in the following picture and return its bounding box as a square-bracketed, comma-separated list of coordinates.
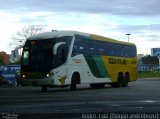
[139, 100, 157, 103]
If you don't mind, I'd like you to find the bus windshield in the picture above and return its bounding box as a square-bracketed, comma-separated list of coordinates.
[21, 36, 72, 73]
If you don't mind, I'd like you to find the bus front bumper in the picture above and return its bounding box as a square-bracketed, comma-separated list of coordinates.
[21, 78, 55, 86]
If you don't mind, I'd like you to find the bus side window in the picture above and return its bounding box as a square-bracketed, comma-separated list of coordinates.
[108, 43, 114, 56]
[90, 48, 94, 55]
[72, 35, 84, 56]
[54, 45, 68, 67]
[83, 40, 90, 55]
[72, 46, 78, 56]
[126, 45, 131, 58]
[96, 41, 104, 56]
[123, 46, 127, 57]
[84, 40, 97, 55]
[131, 46, 137, 57]
[126, 46, 131, 57]
[121, 46, 125, 57]
[116, 44, 120, 56]
[79, 46, 84, 54]
[22, 50, 29, 65]
[99, 48, 104, 55]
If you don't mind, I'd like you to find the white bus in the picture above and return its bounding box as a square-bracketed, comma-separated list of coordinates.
[21, 30, 138, 91]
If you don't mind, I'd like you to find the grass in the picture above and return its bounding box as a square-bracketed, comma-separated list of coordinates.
[138, 71, 160, 78]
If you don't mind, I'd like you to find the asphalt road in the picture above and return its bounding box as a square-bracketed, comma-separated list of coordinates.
[0, 78, 160, 119]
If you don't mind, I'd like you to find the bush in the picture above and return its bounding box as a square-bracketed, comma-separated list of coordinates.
[138, 71, 160, 78]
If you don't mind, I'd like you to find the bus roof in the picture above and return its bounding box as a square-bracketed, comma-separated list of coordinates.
[28, 30, 135, 46]
[28, 31, 88, 40]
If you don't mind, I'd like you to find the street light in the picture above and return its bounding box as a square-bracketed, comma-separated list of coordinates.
[126, 34, 131, 42]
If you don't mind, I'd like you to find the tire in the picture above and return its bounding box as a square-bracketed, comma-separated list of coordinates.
[42, 86, 47, 92]
[122, 74, 129, 87]
[70, 83, 76, 91]
[70, 74, 78, 91]
[117, 77, 123, 87]
[111, 74, 123, 88]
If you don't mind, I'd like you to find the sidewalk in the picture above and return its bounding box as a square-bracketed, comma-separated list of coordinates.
[139, 77, 160, 80]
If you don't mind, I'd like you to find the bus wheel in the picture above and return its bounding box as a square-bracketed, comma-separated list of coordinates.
[70, 74, 78, 91]
[111, 74, 123, 88]
[122, 74, 129, 87]
[116, 74, 123, 87]
[42, 86, 47, 92]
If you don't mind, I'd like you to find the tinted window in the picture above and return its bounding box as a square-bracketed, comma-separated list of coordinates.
[22, 36, 72, 72]
[84, 40, 97, 55]
[72, 35, 137, 58]
[72, 35, 84, 56]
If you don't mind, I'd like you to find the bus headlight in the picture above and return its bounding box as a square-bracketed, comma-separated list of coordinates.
[46, 74, 50, 77]
[22, 75, 26, 78]
[46, 72, 54, 77]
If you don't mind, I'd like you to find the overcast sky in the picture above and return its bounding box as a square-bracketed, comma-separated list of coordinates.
[0, 0, 160, 54]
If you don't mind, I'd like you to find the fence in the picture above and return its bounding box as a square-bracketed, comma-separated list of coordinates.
[138, 64, 160, 71]
[0, 64, 20, 86]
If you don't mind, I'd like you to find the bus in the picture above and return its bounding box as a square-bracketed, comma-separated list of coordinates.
[20, 30, 137, 91]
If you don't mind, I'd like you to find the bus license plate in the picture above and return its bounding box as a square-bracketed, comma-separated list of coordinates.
[32, 81, 39, 85]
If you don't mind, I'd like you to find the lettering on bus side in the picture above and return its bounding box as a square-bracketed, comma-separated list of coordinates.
[131, 60, 137, 64]
[109, 58, 127, 65]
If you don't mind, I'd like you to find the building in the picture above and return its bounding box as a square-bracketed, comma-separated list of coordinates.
[10, 46, 23, 63]
[151, 48, 160, 65]
[151, 48, 160, 57]
[138, 54, 144, 60]
[138, 48, 160, 71]
[138, 54, 151, 71]
[0, 51, 10, 64]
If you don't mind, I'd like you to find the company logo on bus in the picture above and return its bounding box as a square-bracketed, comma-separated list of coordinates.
[109, 58, 127, 65]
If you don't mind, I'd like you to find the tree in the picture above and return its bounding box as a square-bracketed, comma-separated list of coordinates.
[0, 55, 4, 65]
[142, 55, 159, 65]
[10, 25, 45, 48]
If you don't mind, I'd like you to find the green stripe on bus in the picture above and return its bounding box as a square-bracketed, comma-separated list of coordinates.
[93, 56, 109, 78]
[84, 55, 109, 78]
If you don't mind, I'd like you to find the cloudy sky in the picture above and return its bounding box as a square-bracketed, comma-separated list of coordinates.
[0, 0, 160, 55]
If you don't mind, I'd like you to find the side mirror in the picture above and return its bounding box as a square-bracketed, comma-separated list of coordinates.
[53, 42, 66, 55]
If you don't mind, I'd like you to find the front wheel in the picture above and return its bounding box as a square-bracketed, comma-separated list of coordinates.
[70, 84, 76, 91]
[42, 86, 47, 92]
[70, 74, 78, 91]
